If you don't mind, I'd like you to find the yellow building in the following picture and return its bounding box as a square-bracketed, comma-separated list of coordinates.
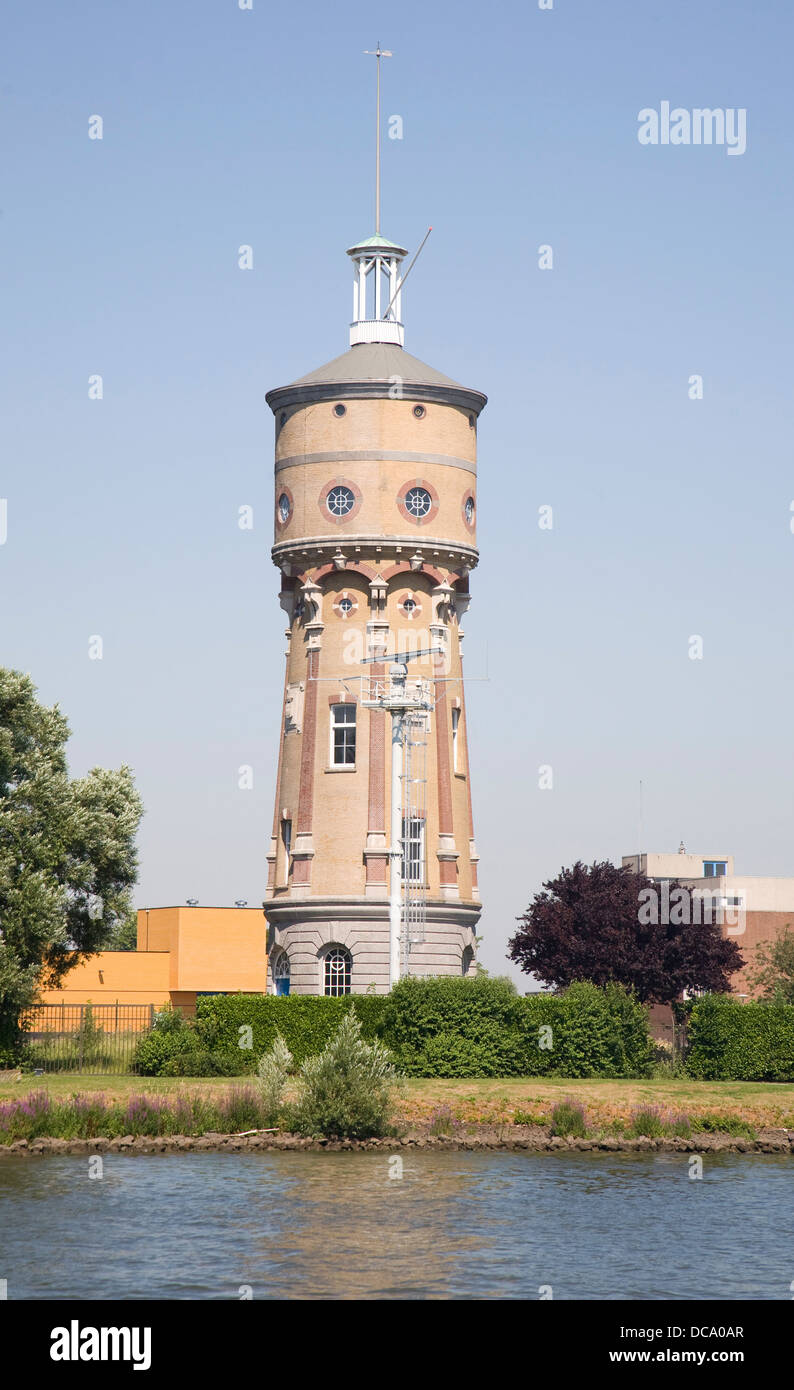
[38, 906, 268, 1015]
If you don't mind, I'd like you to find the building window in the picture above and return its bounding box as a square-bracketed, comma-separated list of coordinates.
[703, 861, 727, 878]
[327, 485, 355, 517]
[333, 403, 347, 417]
[324, 947, 351, 996]
[402, 815, 425, 884]
[280, 817, 292, 880]
[462, 946, 474, 976]
[330, 703, 356, 766]
[451, 706, 460, 772]
[404, 486, 432, 518]
[273, 951, 291, 996]
[413, 405, 426, 419]
[278, 493, 291, 523]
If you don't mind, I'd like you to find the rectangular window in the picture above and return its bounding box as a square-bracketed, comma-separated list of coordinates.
[402, 816, 425, 884]
[451, 706, 460, 773]
[330, 703, 356, 766]
[703, 860, 727, 878]
[280, 818, 292, 881]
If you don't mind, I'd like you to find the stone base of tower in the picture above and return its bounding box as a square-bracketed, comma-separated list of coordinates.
[265, 897, 481, 995]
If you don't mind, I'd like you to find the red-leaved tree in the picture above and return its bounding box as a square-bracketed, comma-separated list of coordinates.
[507, 860, 744, 1005]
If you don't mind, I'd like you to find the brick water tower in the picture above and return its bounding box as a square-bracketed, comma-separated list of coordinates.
[264, 55, 486, 996]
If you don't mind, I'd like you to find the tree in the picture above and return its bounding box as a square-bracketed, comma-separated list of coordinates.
[0, 669, 143, 1042]
[748, 925, 794, 1004]
[105, 912, 139, 951]
[508, 860, 744, 1006]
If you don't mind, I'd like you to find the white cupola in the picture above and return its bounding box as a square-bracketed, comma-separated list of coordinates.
[347, 233, 408, 346]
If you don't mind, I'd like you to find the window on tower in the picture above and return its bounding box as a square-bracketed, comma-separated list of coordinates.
[272, 950, 291, 996]
[278, 493, 291, 523]
[402, 815, 425, 884]
[330, 704, 356, 766]
[404, 487, 432, 518]
[327, 486, 355, 517]
[324, 947, 352, 996]
[451, 706, 460, 772]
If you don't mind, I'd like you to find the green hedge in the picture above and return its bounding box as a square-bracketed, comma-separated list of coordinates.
[132, 980, 653, 1079]
[685, 995, 794, 1081]
[380, 977, 653, 1078]
[195, 994, 389, 1063]
[133, 994, 389, 1075]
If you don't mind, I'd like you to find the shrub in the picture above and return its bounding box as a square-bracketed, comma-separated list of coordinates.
[257, 1034, 292, 1126]
[215, 1085, 268, 1133]
[289, 1011, 400, 1138]
[132, 1026, 203, 1077]
[550, 1099, 587, 1138]
[426, 1104, 462, 1136]
[689, 1112, 756, 1139]
[380, 976, 525, 1077]
[628, 1104, 667, 1138]
[686, 995, 794, 1081]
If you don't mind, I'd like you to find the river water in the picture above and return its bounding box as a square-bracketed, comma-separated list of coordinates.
[1, 1151, 792, 1300]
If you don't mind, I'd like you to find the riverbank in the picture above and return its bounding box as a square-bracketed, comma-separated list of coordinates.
[2, 1072, 793, 1128]
[2, 1124, 792, 1156]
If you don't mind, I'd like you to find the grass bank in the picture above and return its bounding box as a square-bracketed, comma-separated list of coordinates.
[1, 1073, 793, 1131]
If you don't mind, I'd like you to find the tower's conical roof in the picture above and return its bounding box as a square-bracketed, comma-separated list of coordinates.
[266, 342, 486, 415]
[294, 342, 463, 389]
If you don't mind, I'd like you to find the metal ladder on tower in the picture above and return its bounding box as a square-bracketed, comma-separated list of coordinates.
[400, 707, 428, 974]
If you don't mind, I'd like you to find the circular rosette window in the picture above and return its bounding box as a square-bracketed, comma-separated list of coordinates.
[397, 590, 422, 621]
[276, 485, 294, 530]
[461, 489, 476, 531]
[319, 478, 363, 525]
[332, 590, 359, 620]
[396, 479, 439, 526]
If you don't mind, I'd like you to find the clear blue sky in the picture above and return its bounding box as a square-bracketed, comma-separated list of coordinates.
[2, 0, 792, 980]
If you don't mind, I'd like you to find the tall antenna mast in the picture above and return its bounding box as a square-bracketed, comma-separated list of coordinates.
[364, 42, 392, 234]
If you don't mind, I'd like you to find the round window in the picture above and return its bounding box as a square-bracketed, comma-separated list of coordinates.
[464, 496, 475, 525]
[413, 405, 426, 419]
[338, 596, 353, 614]
[327, 486, 355, 517]
[405, 486, 432, 518]
[402, 597, 417, 613]
[278, 493, 291, 523]
[333, 403, 347, 417]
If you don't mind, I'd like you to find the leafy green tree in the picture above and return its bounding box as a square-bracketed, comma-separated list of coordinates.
[0, 669, 143, 1043]
[105, 912, 139, 950]
[748, 925, 794, 1004]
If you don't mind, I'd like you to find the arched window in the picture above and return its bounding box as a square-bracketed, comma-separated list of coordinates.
[324, 947, 352, 997]
[273, 951, 291, 996]
[462, 946, 474, 977]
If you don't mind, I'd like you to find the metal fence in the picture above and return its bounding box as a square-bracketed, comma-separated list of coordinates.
[20, 1003, 156, 1074]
